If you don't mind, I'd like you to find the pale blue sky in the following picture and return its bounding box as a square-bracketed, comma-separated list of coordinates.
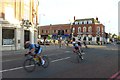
[38, 0, 119, 35]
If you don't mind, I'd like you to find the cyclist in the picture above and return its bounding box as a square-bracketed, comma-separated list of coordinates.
[72, 38, 79, 52]
[72, 38, 83, 60]
[24, 41, 45, 65]
[77, 39, 82, 52]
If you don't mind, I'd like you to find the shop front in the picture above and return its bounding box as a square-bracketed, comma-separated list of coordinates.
[0, 20, 35, 51]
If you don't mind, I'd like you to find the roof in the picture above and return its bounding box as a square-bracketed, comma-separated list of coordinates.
[40, 24, 70, 27]
[75, 18, 94, 21]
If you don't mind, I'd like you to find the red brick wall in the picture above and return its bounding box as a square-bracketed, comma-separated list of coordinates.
[39, 23, 104, 37]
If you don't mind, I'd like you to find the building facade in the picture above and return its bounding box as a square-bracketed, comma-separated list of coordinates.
[39, 17, 106, 44]
[0, 0, 39, 51]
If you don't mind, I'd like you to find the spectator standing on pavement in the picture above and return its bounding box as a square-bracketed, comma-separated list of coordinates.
[65, 38, 69, 46]
[53, 39, 56, 45]
[83, 40, 87, 48]
[58, 37, 62, 48]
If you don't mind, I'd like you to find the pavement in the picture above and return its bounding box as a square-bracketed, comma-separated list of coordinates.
[2, 43, 118, 56]
[1, 44, 68, 56]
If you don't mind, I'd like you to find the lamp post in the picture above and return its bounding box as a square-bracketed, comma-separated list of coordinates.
[38, 14, 45, 39]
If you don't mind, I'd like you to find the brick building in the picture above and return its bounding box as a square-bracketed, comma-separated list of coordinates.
[39, 17, 106, 44]
[0, 0, 39, 51]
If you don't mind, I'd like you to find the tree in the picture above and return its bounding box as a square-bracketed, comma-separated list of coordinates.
[118, 36, 120, 41]
[112, 34, 117, 38]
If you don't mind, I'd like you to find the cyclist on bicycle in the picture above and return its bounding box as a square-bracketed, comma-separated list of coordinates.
[72, 38, 79, 52]
[24, 41, 45, 65]
[77, 39, 83, 53]
[72, 38, 83, 60]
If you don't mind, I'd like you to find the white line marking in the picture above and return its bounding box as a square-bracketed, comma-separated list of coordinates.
[0, 67, 23, 73]
[51, 57, 71, 63]
[0, 58, 22, 62]
[0, 57, 71, 73]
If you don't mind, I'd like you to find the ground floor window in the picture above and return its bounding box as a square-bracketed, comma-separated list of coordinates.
[2, 29, 14, 45]
[24, 30, 30, 43]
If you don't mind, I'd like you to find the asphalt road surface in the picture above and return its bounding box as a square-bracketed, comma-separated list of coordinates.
[1, 44, 119, 79]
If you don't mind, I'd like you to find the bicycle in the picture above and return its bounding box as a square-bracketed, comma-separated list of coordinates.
[73, 47, 84, 63]
[23, 52, 49, 72]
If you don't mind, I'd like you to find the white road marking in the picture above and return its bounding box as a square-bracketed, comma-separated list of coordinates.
[0, 57, 71, 73]
[65, 51, 70, 53]
[0, 58, 22, 62]
[0, 67, 23, 73]
[51, 57, 71, 62]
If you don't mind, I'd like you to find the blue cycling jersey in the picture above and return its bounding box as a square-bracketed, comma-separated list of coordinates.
[29, 44, 42, 54]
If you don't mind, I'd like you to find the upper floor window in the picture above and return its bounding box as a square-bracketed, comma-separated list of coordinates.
[42, 30, 44, 33]
[84, 20, 87, 24]
[83, 26, 86, 32]
[82, 21, 84, 24]
[78, 27, 81, 32]
[79, 21, 82, 24]
[97, 26, 100, 32]
[73, 27, 75, 33]
[88, 20, 92, 24]
[88, 26, 92, 32]
[75, 21, 78, 25]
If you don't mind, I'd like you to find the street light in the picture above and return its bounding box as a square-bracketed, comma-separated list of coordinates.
[38, 14, 45, 39]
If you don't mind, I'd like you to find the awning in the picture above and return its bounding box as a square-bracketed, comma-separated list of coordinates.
[64, 34, 70, 36]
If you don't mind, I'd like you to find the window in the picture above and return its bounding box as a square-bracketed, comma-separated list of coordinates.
[82, 21, 84, 24]
[84, 20, 87, 24]
[88, 20, 92, 24]
[65, 29, 67, 32]
[83, 26, 86, 32]
[2, 29, 14, 45]
[79, 21, 82, 24]
[75, 22, 78, 25]
[46, 30, 48, 33]
[73, 28, 75, 33]
[88, 26, 92, 32]
[42, 30, 44, 33]
[97, 26, 100, 32]
[78, 27, 81, 32]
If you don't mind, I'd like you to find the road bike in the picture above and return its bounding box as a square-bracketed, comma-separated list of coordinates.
[23, 52, 49, 72]
[73, 47, 84, 63]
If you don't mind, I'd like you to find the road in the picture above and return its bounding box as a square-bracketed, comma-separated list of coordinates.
[1, 44, 119, 79]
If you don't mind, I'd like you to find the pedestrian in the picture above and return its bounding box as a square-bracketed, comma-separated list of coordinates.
[53, 39, 56, 45]
[83, 40, 87, 48]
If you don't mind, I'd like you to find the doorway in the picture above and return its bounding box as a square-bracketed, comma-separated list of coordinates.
[24, 30, 30, 43]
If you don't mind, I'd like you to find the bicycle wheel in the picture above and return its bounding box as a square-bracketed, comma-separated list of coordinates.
[23, 59, 36, 72]
[76, 52, 83, 63]
[41, 56, 49, 68]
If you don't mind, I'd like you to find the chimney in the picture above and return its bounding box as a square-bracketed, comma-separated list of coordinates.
[74, 16, 76, 21]
[96, 17, 98, 21]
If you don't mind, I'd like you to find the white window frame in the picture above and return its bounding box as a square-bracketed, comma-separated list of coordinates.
[79, 21, 82, 24]
[75, 22, 78, 25]
[83, 26, 86, 32]
[84, 20, 87, 24]
[78, 27, 81, 32]
[88, 20, 92, 24]
[97, 26, 100, 32]
[88, 26, 92, 32]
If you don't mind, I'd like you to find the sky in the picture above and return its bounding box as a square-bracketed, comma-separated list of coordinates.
[38, 0, 119, 35]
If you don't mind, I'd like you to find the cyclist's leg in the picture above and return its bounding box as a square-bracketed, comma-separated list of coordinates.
[36, 48, 42, 62]
[37, 48, 45, 65]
